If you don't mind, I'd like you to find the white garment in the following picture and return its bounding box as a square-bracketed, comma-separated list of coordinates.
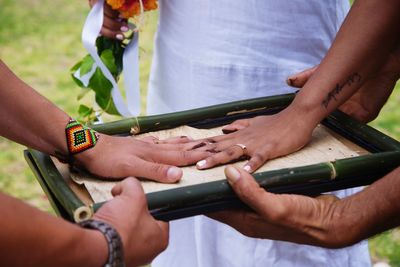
[148, 1, 371, 266]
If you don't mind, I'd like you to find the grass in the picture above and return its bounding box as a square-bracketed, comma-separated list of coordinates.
[0, 0, 399, 265]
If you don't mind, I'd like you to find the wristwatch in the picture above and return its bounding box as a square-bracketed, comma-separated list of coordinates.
[79, 219, 125, 267]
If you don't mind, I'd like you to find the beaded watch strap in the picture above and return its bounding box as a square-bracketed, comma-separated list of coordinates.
[79, 219, 125, 267]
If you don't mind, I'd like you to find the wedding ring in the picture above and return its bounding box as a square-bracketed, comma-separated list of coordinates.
[233, 143, 247, 154]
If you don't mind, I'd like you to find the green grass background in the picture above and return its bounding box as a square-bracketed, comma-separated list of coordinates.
[1, 0, 399, 265]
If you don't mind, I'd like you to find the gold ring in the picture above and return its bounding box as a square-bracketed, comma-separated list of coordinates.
[233, 143, 247, 154]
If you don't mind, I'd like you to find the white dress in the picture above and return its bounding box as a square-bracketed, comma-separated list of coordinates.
[147, 1, 371, 266]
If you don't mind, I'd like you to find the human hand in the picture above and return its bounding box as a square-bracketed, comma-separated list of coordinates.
[93, 178, 168, 266]
[88, 0, 129, 40]
[190, 107, 316, 173]
[75, 134, 212, 182]
[287, 46, 400, 122]
[209, 166, 354, 248]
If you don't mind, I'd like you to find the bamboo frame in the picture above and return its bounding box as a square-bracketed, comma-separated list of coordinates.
[24, 93, 400, 222]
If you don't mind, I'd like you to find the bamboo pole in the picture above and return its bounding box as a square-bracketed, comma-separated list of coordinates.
[92, 151, 400, 217]
[324, 110, 400, 151]
[27, 149, 92, 222]
[91, 93, 295, 135]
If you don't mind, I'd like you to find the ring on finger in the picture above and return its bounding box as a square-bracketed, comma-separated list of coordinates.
[233, 143, 247, 155]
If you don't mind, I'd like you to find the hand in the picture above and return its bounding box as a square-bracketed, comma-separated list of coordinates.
[88, 0, 129, 40]
[190, 107, 315, 173]
[209, 166, 355, 248]
[287, 46, 400, 123]
[93, 178, 168, 266]
[75, 134, 212, 182]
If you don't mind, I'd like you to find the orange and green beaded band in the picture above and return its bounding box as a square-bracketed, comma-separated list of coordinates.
[65, 118, 99, 155]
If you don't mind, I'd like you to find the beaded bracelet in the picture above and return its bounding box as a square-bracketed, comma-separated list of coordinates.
[56, 118, 99, 164]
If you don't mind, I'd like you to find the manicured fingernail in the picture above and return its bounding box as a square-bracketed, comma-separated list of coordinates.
[120, 26, 129, 32]
[243, 165, 251, 172]
[167, 167, 182, 181]
[116, 34, 124, 40]
[197, 160, 206, 169]
[225, 166, 241, 184]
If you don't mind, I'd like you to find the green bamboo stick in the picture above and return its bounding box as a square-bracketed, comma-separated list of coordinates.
[27, 149, 92, 222]
[326, 110, 400, 151]
[92, 151, 400, 213]
[91, 93, 295, 135]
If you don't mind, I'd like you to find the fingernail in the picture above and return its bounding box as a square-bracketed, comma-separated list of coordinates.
[286, 77, 297, 86]
[197, 160, 206, 169]
[243, 165, 251, 172]
[116, 34, 124, 40]
[225, 166, 241, 184]
[181, 135, 194, 140]
[167, 167, 182, 181]
[120, 26, 129, 32]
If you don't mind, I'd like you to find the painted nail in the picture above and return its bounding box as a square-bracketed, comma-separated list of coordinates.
[120, 26, 129, 32]
[116, 34, 124, 40]
[167, 167, 182, 181]
[243, 165, 251, 172]
[197, 160, 206, 169]
[225, 166, 241, 184]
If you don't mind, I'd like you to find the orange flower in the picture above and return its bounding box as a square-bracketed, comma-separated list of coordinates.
[143, 0, 158, 11]
[106, 0, 124, 10]
[106, 0, 158, 19]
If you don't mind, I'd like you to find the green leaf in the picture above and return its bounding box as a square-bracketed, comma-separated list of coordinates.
[79, 54, 95, 76]
[71, 74, 85, 88]
[88, 68, 112, 98]
[78, 104, 93, 117]
[70, 61, 85, 88]
[100, 49, 118, 75]
[95, 93, 120, 115]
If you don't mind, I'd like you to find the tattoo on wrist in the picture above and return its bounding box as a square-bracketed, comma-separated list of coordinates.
[322, 72, 361, 109]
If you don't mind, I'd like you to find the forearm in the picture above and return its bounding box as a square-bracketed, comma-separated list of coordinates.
[289, 0, 400, 126]
[0, 192, 107, 267]
[332, 167, 400, 245]
[0, 60, 70, 156]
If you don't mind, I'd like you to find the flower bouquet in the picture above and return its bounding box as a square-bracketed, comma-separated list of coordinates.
[71, 0, 157, 122]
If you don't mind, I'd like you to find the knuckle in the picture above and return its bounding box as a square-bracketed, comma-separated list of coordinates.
[225, 148, 236, 157]
[150, 164, 168, 177]
[267, 202, 290, 222]
[249, 152, 265, 167]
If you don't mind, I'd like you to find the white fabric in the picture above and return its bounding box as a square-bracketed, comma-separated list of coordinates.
[148, 1, 371, 266]
[76, 0, 141, 116]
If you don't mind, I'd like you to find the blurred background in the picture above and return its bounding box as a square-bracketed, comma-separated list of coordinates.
[1, 0, 399, 265]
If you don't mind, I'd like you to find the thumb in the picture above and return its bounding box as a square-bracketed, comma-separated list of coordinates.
[225, 166, 291, 222]
[224, 165, 271, 214]
[287, 65, 318, 88]
[111, 177, 144, 198]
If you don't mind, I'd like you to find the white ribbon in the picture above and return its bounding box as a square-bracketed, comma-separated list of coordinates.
[74, 0, 140, 117]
